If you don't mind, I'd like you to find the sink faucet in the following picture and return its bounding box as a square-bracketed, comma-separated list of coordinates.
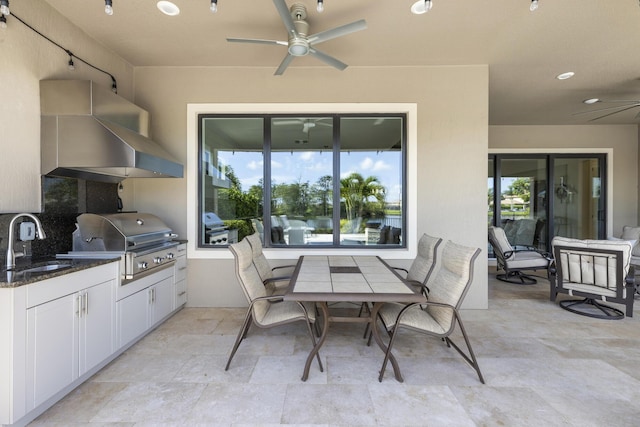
[5, 213, 47, 270]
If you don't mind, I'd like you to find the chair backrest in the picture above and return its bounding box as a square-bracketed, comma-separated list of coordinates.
[488, 226, 513, 262]
[426, 241, 481, 331]
[229, 238, 269, 322]
[406, 233, 443, 285]
[551, 236, 632, 292]
[245, 232, 273, 282]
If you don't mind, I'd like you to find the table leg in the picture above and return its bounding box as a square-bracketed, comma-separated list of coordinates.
[301, 301, 329, 381]
[370, 301, 404, 382]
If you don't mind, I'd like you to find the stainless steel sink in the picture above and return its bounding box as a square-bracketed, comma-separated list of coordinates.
[20, 264, 72, 274]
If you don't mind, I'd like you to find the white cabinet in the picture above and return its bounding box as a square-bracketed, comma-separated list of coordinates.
[174, 243, 187, 308]
[0, 261, 118, 421]
[25, 278, 115, 410]
[116, 266, 175, 349]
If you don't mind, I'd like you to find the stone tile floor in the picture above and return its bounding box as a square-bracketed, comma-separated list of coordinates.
[29, 269, 640, 426]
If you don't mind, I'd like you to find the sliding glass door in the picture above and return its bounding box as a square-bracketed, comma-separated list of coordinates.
[489, 154, 606, 253]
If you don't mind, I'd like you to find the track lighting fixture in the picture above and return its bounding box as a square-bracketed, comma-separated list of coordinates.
[104, 0, 113, 16]
[317, 0, 324, 13]
[210, 0, 217, 13]
[530, 0, 539, 12]
[0, 0, 9, 16]
[67, 53, 75, 70]
[0, 14, 6, 29]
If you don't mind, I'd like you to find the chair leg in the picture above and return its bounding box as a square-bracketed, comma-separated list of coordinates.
[445, 312, 485, 384]
[305, 320, 324, 372]
[378, 324, 400, 382]
[225, 309, 253, 371]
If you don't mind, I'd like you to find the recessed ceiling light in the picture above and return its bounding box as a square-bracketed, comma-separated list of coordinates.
[556, 72, 575, 80]
[411, 0, 431, 15]
[157, 1, 180, 16]
[583, 98, 600, 104]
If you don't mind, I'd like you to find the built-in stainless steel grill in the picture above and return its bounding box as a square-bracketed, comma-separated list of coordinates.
[61, 213, 179, 282]
[203, 212, 230, 245]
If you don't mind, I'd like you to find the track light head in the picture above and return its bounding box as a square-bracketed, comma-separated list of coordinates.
[210, 0, 217, 13]
[317, 0, 324, 13]
[105, 0, 113, 16]
[0, 0, 9, 16]
[0, 14, 6, 29]
[530, 0, 539, 12]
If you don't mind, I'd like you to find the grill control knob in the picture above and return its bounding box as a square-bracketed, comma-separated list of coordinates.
[153, 256, 164, 264]
[166, 252, 175, 259]
[138, 261, 148, 269]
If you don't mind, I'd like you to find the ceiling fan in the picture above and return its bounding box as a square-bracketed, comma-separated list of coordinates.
[273, 117, 332, 133]
[227, 0, 367, 76]
[573, 99, 640, 121]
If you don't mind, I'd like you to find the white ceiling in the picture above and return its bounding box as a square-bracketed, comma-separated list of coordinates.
[38, 0, 640, 125]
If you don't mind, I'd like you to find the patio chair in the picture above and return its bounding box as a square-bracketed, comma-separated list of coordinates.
[391, 233, 443, 296]
[225, 239, 323, 371]
[363, 233, 443, 340]
[245, 232, 294, 295]
[488, 225, 551, 284]
[549, 236, 635, 319]
[376, 240, 484, 383]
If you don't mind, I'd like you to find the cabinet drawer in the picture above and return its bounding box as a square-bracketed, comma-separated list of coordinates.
[175, 279, 187, 307]
[175, 256, 187, 282]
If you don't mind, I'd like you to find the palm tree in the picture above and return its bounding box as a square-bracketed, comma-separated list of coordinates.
[340, 172, 386, 222]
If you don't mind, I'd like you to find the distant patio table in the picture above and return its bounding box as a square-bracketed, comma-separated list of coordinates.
[284, 255, 426, 381]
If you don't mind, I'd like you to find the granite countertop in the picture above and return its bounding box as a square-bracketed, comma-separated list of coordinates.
[0, 257, 120, 288]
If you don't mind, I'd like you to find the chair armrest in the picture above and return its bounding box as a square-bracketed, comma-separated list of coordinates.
[272, 264, 296, 272]
[251, 294, 286, 304]
[392, 266, 408, 275]
[263, 276, 291, 285]
[625, 265, 635, 288]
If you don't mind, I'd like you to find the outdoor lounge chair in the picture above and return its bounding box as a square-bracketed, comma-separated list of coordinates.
[488, 225, 551, 284]
[225, 238, 323, 371]
[376, 240, 484, 383]
[550, 236, 635, 319]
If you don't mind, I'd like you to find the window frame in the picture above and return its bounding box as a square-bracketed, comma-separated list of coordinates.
[187, 103, 418, 260]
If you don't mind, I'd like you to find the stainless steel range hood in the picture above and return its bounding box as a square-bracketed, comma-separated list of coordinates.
[40, 80, 183, 183]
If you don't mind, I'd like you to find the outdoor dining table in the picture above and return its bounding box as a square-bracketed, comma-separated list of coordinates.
[283, 255, 427, 382]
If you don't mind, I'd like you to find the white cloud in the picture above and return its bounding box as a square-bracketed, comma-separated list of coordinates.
[360, 157, 374, 170]
[271, 159, 283, 169]
[372, 160, 391, 172]
[299, 152, 314, 161]
[246, 160, 263, 170]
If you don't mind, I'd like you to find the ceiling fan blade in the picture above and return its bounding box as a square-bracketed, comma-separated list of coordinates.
[572, 103, 640, 116]
[587, 104, 640, 121]
[274, 53, 295, 76]
[308, 19, 367, 45]
[273, 0, 297, 37]
[227, 38, 287, 46]
[309, 48, 348, 71]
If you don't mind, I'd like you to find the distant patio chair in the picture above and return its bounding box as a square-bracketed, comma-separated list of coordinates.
[225, 238, 323, 371]
[488, 225, 551, 284]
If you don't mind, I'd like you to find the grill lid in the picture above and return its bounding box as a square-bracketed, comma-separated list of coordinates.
[203, 212, 225, 229]
[74, 213, 174, 252]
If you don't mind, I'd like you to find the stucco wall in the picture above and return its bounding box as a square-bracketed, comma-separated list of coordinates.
[0, 0, 134, 213]
[131, 66, 490, 309]
[489, 125, 639, 237]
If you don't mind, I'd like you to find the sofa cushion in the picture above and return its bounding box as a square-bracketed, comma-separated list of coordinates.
[621, 226, 640, 257]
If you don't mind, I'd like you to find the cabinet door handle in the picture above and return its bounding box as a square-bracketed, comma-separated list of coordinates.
[178, 291, 186, 296]
[76, 294, 81, 317]
[84, 292, 89, 316]
[178, 266, 187, 271]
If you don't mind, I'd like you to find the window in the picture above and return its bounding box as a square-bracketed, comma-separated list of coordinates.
[488, 153, 607, 254]
[198, 114, 406, 249]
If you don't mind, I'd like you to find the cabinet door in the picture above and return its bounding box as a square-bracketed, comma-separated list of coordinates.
[150, 277, 173, 327]
[116, 288, 149, 349]
[26, 294, 78, 410]
[79, 279, 115, 375]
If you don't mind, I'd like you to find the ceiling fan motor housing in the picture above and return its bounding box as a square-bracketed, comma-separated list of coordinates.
[289, 6, 310, 56]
